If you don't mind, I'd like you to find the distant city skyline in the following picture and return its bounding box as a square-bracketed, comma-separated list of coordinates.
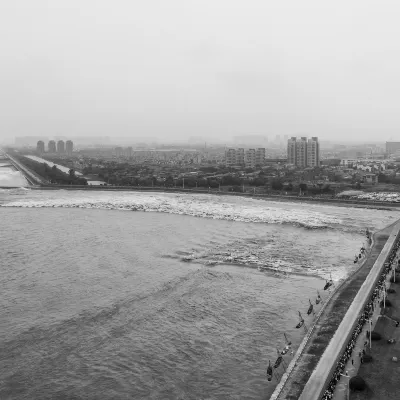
[2, 134, 392, 148]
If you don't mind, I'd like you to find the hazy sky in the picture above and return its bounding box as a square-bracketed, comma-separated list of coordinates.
[1, 0, 400, 142]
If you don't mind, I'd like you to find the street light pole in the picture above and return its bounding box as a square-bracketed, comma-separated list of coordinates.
[383, 286, 386, 310]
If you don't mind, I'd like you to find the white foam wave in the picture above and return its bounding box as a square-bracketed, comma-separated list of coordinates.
[1, 192, 342, 229]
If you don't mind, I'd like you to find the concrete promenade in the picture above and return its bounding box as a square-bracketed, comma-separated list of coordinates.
[298, 220, 400, 400]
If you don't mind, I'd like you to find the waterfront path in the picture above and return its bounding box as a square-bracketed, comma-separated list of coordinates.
[275, 224, 393, 400]
[297, 220, 400, 400]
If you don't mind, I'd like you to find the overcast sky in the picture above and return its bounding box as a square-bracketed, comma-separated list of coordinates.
[1, 0, 400, 142]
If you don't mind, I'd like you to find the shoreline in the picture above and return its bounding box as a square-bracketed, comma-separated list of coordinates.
[274, 223, 394, 399]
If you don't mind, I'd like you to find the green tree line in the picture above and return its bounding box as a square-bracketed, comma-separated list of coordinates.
[13, 155, 87, 185]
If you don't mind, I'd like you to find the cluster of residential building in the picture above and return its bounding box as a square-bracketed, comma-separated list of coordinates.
[30, 137, 400, 189]
[224, 148, 266, 167]
[37, 140, 73, 155]
[76, 147, 223, 166]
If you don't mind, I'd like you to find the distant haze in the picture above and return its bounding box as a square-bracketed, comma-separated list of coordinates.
[1, 0, 400, 142]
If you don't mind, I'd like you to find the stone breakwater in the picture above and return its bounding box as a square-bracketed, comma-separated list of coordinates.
[299, 220, 400, 400]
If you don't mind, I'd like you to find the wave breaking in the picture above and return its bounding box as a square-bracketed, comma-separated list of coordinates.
[0, 192, 343, 230]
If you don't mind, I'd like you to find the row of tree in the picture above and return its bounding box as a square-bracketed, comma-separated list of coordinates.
[14, 155, 87, 185]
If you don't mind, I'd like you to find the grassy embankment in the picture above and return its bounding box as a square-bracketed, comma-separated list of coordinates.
[277, 225, 392, 400]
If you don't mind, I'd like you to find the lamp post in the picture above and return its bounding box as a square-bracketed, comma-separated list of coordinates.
[383, 285, 386, 310]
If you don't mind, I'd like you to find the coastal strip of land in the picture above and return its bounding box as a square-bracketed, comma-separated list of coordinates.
[274, 222, 396, 400]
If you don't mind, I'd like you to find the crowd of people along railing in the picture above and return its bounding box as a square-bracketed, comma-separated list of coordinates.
[320, 238, 400, 400]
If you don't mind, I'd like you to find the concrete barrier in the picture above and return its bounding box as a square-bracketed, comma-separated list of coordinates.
[298, 220, 400, 400]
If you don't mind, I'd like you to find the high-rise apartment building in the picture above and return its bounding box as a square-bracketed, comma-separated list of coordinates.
[66, 140, 73, 155]
[245, 149, 256, 168]
[255, 148, 265, 165]
[287, 137, 297, 164]
[57, 140, 65, 154]
[296, 137, 308, 167]
[225, 148, 237, 167]
[48, 140, 56, 153]
[287, 136, 320, 167]
[236, 148, 245, 166]
[36, 140, 45, 153]
[307, 137, 320, 167]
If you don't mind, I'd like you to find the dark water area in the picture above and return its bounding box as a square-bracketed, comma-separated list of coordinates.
[1, 190, 399, 399]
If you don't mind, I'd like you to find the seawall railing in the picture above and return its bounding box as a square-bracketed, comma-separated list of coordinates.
[298, 220, 400, 400]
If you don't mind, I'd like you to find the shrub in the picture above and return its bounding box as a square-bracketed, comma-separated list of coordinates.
[380, 299, 393, 307]
[371, 331, 382, 341]
[388, 288, 396, 294]
[363, 354, 373, 362]
[349, 376, 367, 391]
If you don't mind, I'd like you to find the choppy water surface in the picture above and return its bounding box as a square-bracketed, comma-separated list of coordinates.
[0, 163, 27, 187]
[0, 189, 398, 400]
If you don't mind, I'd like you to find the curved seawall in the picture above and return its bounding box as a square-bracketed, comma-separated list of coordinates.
[298, 220, 400, 400]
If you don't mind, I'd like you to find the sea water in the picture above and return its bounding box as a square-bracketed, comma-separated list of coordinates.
[0, 189, 398, 399]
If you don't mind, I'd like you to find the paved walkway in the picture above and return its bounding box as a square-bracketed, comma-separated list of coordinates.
[331, 255, 396, 400]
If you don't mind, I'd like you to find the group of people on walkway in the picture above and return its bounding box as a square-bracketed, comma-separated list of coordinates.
[320, 237, 400, 399]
